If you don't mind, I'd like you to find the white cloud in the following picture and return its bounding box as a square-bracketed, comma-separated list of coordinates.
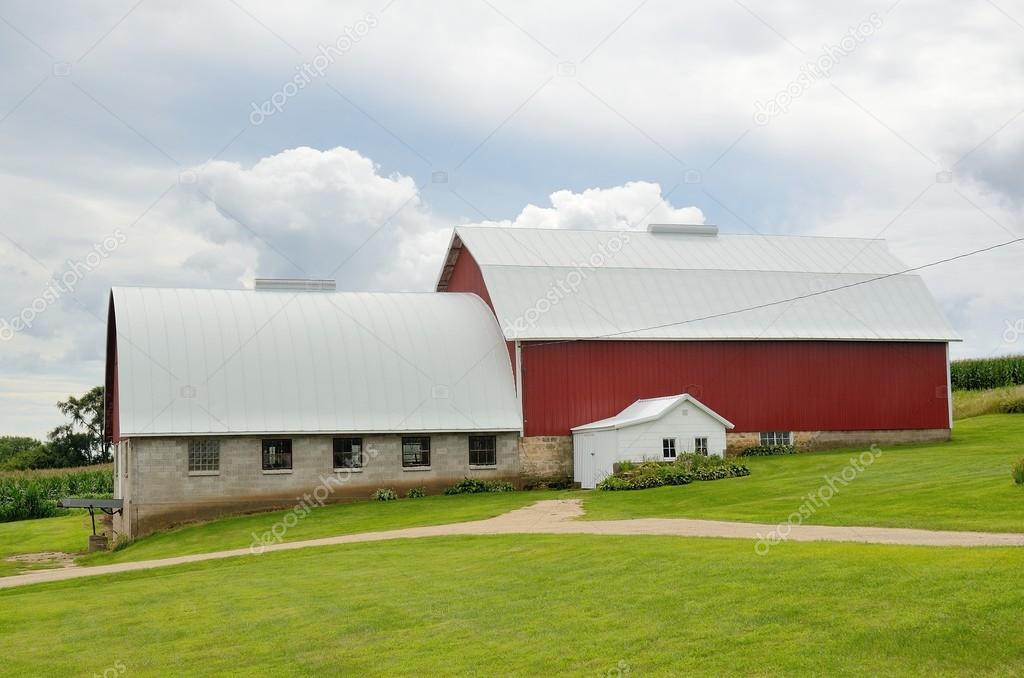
[465, 181, 704, 231]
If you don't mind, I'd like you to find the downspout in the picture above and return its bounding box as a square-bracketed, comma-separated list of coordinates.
[946, 342, 953, 431]
[515, 340, 524, 436]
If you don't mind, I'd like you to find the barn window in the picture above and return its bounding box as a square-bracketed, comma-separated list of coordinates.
[402, 436, 431, 467]
[662, 438, 677, 459]
[262, 439, 293, 471]
[760, 432, 792, 446]
[333, 438, 363, 469]
[188, 439, 220, 473]
[694, 437, 708, 456]
[469, 435, 497, 466]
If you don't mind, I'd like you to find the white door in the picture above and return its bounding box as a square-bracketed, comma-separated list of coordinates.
[575, 433, 599, 489]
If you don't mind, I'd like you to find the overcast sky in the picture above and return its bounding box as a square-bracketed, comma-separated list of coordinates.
[1, 0, 1022, 438]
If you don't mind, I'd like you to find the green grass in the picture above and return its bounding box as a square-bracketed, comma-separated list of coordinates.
[80, 490, 570, 567]
[583, 415, 1024, 532]
[954, 385, 1024, 419]
[2, 535, 1023, 676]
[0, 512, 90, 576]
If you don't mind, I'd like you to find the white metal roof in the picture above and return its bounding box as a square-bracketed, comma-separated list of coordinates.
[444, 227, 960, 342]
[572, 394, 735, 432]
[110, 287, 521, 437]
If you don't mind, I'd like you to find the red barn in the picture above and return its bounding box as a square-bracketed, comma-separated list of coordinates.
[436, 224, 958, 477]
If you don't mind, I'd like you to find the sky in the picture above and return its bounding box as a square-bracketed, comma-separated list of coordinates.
[1, 0, 1022, 438]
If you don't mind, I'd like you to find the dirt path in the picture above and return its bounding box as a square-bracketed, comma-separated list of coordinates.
[3, 499, 1023, 590]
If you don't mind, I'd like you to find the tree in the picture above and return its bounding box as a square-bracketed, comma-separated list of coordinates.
[0, 436, 47, 470]
[49, 385, 108, 465]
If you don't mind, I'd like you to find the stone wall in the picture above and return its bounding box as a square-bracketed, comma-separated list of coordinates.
[725, 429, 951, 456]
[518, 436, 573, 485]
[116, 432, 520, 539]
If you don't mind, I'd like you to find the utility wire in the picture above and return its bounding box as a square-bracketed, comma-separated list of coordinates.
[523, 235, 1024, 348]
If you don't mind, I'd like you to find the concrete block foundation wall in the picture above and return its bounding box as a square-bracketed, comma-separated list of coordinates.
[724, 429, 951, 456]
[518, 436, 573, 485]
[115, 432, 519, 539]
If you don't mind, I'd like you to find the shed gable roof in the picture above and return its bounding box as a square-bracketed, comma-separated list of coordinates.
[571, 393, 735, 432]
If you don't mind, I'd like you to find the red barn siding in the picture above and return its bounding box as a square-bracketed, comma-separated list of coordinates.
[444, 247, 516, 378]
[104, 294, 120, 443]
[520, 340, 949, 436]
[445, 247, 495, 311]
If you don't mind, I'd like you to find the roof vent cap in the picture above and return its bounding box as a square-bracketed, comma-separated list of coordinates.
[254, 278, 336, 292]
[647, 223, 718, 236]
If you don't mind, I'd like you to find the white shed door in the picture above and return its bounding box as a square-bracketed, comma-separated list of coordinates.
[575, 433, 599, 489]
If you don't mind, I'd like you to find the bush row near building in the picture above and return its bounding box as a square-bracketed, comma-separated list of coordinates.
[598, 455, 750, 491]
[951, 355, 1024, 391]
[443, 478, 515, 495]
[0, 465, 113, 522]
[739, 444, 798, 457]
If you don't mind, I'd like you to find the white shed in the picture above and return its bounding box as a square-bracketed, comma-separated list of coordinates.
[571, 394, 734, 489]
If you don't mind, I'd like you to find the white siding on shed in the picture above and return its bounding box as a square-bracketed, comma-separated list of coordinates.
[571, 394, 731, 488]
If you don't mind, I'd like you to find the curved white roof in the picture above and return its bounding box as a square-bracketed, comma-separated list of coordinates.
[110, 287, 521, 436]
[443, 227, 960, 342]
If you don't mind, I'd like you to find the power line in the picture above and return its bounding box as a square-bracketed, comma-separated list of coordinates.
[524, 235, 1024, 348]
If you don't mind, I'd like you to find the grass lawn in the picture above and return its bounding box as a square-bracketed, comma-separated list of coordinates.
[0, 512, 91, 577]
[2, 535, 1023, 676]
[954, 385, 1024, 419]
[79, 490, 571, 567]
[583, 414, 1024, 532]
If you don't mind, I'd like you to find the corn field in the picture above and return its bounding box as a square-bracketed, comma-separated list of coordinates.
[0, 465, 113, 522]
[951, 355, 1024, 391]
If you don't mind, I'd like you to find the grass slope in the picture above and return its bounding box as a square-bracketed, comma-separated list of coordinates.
[0, 512, 89, 577]
[80, 490, 568, 567]
[2, 535, 1023, 676]
[583, 415, 1024, 532]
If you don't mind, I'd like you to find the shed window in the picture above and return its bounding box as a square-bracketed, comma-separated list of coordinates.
[402, 437, 431, 467]
[333, 438, 363, 469]
[694, 437, 708, 456]
[262, 439, 293, 470]
[469, 435, 497, 466]
[662, 438, 677, 459]
[188, 439, 220, 472]
[760, 432, 792, 446]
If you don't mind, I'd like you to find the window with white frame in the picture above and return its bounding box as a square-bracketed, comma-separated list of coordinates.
[759, 431, 792, 446]
[469, 435, 497, 466]
[262, 439, 293, 470]
[402, 436, 431, 467]
[188, 439, 220, 472]
[694, 437, 708, 456]
[662, 438, 677, 459]
[333, 438, 363, 469]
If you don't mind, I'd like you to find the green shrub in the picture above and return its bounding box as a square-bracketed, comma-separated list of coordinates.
[373, 488, 397, 501]
[0, 466, 113, 522]
[597, 457, 749, 491]
[1013, 459, 1024, 486]
[1003, 398, 1024, 414]
[405, 486, 426, 499]
[443, 478, 515, 495]
[740, 444, 797, 457]
[951, 355, 1024, 391]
